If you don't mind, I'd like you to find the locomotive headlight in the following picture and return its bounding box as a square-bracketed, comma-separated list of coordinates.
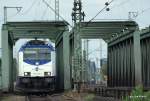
[35, 62, 39, 66]
[48, 72, 51, 75]
[24, 72, 31, 76]
[44, 72, 51, 76]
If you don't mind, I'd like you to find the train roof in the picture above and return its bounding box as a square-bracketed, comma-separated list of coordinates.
[19, 40, 54, 52]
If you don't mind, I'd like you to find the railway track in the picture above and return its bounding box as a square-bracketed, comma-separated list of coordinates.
[25, 95, 50, 101]
[25, 93, 76, 101]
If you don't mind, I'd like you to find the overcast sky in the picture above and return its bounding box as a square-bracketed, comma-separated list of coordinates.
[0, 0, 150, 67]
[0, 0, 150, 27]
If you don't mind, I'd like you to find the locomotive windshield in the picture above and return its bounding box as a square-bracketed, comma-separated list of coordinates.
[23, 48, 51, 61]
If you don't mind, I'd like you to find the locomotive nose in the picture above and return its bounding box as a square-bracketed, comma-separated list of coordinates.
[35, 62, 39, 71]
[35, 62, 39, 66]
[35, 67, 39, 71]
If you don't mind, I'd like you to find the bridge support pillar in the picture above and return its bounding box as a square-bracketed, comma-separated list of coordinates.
[1, 26, 13, 92]
[0, 66, 1, 90]
[133, 30, 142, 86]
[63, 31, 71, 90]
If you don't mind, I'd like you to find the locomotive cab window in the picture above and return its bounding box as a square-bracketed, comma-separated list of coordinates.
[23, 48, 51, 61]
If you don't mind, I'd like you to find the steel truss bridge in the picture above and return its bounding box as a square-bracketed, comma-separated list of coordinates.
[0, 20, 150, 93]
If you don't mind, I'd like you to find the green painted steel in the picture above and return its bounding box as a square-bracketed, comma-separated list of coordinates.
[72, 0, 85, 90]
[6, 21, 68, 41]
[140, 27, 150, 87]
[107, 26, 150, 88]
[0, 20, 142, 92]
[1, 27, 13, 92]
[73, 29, 82, 84]
[69, 37, 74, 88]
[56, 38, 64, 90]
[80, 21, 138, 40]
[55, 30, 71, 90]
[0, 77, 1, 90]
[63, 31, 71, 89]
[108, 32, 135, 87]
[107, 27, 146, 87]
[0, 60, 1, 90]
[133, 30, 142, 86]
[1, 21, 71, 92]
[70, 21, 138, 87]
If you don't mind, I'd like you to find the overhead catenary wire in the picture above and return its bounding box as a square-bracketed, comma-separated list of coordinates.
[41, 5, 48, 20]
[135, 7, 150, 18]
[0, 9, 21, 23]
[41, 0, 51, 20]
[20, 0, 37, 15]
[88, 0, 115, 23]
[127, 7, 150, 20]
[130, 7, 150, 27]
[108, 0, 150, 20]
[34, 0, 41, 20]
[0, 0, 39, 22]
[110, 0, 131, 10]
[42, 0, 73, 28]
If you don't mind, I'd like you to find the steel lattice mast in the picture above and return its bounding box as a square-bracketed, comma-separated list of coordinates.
[55, 0, 59, 20]
[72, 0, 85, 91]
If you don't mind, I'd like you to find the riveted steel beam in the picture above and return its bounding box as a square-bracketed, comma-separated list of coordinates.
[72, 21, 138, 41]
[80, 35, 113, 39]
[1, 21, 69, 92]
[12, 31, 58, 39]
[81, 21, 138, 28]
[4, 21, 68, 41]
[133, 30, 142, 86]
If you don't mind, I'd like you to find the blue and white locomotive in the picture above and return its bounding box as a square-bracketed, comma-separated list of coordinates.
[16, 40, 56, 93]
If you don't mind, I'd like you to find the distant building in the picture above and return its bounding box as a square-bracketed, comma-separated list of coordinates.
[95, 68, 101, 84]
[88, 61, 96, 84]
[100, 58, 107, 67]
[0, 49, 2, 90]
[100, 58, 108, 85]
